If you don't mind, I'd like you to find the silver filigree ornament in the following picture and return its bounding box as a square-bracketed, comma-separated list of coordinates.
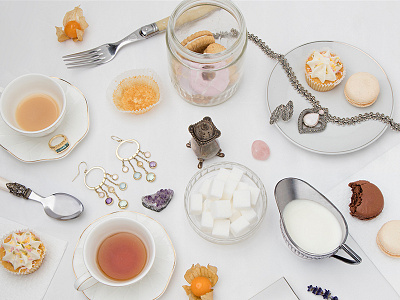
[270, 100, 294, 124]
[248, 32, 400, 134]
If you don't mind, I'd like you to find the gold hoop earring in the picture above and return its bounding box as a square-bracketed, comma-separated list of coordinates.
[111, 136, 157, 182]
[73, 162, 129, 209]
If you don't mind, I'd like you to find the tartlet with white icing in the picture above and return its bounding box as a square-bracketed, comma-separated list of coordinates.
[0, 230, 46, 275]
[305, 50, 345, 92]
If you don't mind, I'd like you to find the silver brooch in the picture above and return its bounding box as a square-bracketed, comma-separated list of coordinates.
[270, 100, 294, 124]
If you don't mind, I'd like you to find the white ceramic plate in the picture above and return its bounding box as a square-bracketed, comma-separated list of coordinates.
[267, 41, 393, 154]
[72, 211, 176, 300]
[0, 78, 89, 162]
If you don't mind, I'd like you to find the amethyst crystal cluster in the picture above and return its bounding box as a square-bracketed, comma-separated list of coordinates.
[142, 189, 174, 212]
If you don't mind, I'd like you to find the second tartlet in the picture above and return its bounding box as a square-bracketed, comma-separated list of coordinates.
[305, 50, 345, 92]
[0, 230, 46, 275]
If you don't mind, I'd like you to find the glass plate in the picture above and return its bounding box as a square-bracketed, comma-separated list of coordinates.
[266, 41, 393, 154]
[184, 162, 267, 244]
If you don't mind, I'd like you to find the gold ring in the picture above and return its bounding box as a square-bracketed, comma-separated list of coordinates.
[48, 134, 70, 154]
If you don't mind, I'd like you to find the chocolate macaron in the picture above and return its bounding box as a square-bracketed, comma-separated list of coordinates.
[348, 180, 384, 220]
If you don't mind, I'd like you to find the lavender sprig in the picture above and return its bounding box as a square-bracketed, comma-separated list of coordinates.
[307, 285, 338, 300]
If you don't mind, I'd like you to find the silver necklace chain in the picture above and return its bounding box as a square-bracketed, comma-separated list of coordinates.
[247, 33, 400, 131]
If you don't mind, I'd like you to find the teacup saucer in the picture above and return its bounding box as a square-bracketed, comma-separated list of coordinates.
[72, 211, 176, 300]
[0, 77, 89, 162]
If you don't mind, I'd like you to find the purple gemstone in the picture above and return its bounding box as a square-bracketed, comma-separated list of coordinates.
[141, 189, 174, 212]
[149, 161, 157, 168]
[105, 197, 113, 205]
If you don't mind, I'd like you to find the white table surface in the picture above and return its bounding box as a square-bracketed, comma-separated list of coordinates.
[1, 1, 400, 299]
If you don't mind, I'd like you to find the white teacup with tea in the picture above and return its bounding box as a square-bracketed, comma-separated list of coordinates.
[0, 74, 66, 137]
[74, 216, 156, 291]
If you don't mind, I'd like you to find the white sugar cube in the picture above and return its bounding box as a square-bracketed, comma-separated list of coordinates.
[230, 208, 242, 223]
[236, 182, 249, 191]
[211, 200, 232, 219]
[190, 193, 203, 215]
[222, 179, 239, 200]
[203, 199, 213, 212]
[201, 211, 214, 231]
[229, 167, 244, 182]
[199, 178, 212, 198]
[232, 190, 251, 209]
[240, 208, 258, 224]
[209, 179, 225, 200]
[215, 168, 230, 181]
[212, 219, 230, 238]
[230, 216, 251, 237]
[249, 186, 261, 206]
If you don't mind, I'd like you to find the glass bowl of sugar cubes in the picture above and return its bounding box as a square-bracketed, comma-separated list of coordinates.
[184, 162, 267, 244]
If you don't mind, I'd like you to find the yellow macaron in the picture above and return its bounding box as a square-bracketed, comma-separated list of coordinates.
[376, 220, 400, 258]
[344, 72, 380, 107]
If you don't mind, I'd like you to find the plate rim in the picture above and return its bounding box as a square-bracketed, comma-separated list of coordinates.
[266, 40, 394, 155]
[0, 77, 89, 162]
[71, 211, 176, 300]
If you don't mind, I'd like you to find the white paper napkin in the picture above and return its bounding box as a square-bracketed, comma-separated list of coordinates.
[0, 217, 67, 300]
[249, 277, 299, 300]
[326, 143, 400, 296]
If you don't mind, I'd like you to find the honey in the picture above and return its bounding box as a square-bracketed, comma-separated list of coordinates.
[113, 76, 160, 114]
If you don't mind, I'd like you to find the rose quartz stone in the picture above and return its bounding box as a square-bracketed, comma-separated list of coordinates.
[251, 140, 270, 160]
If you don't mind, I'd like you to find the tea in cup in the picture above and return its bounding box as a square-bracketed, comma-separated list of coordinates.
[0, 74, 66, 137]
[74, 216, 156, 291]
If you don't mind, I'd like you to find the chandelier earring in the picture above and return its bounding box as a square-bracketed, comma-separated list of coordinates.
[111, 136, 157, 182]
[73, 161, 129, 209]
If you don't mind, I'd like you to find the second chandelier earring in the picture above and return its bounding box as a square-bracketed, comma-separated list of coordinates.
[111, 136, 157, 182]
[73, 162, 129, 209]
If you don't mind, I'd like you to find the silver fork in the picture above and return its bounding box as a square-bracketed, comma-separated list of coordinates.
[62, 6, 218, 68]
[62, 18, 168, 68]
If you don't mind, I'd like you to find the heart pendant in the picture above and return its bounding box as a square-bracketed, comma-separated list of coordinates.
[298, 108, 328, 134]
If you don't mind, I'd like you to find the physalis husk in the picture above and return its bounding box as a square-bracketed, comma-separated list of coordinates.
[182, 264, 218, 300]
[56, 6, 88, 42]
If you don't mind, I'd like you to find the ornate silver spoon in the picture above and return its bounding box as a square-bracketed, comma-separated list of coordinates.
[0, 176, 84, 220]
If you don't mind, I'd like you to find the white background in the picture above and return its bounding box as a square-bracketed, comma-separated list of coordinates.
[1, 1, 400, 299]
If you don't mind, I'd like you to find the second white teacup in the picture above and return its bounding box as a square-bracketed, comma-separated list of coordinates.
[74, 216, 156, 291]
[0, 73, 66, 137]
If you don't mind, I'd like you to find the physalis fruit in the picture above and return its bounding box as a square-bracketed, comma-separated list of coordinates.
[56, 6, 88, 42]
[183, 264, 218, 300]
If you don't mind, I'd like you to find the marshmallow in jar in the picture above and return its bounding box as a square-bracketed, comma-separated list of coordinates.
[166, 0, 247, 106]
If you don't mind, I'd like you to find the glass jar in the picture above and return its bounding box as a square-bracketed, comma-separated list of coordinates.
[166, 0, 247, 106]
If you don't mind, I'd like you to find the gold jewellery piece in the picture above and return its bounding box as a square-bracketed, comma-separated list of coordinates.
[111, 136, 157, 182]
[73, 162, 129, 209]
[48, 134, 70, 154]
